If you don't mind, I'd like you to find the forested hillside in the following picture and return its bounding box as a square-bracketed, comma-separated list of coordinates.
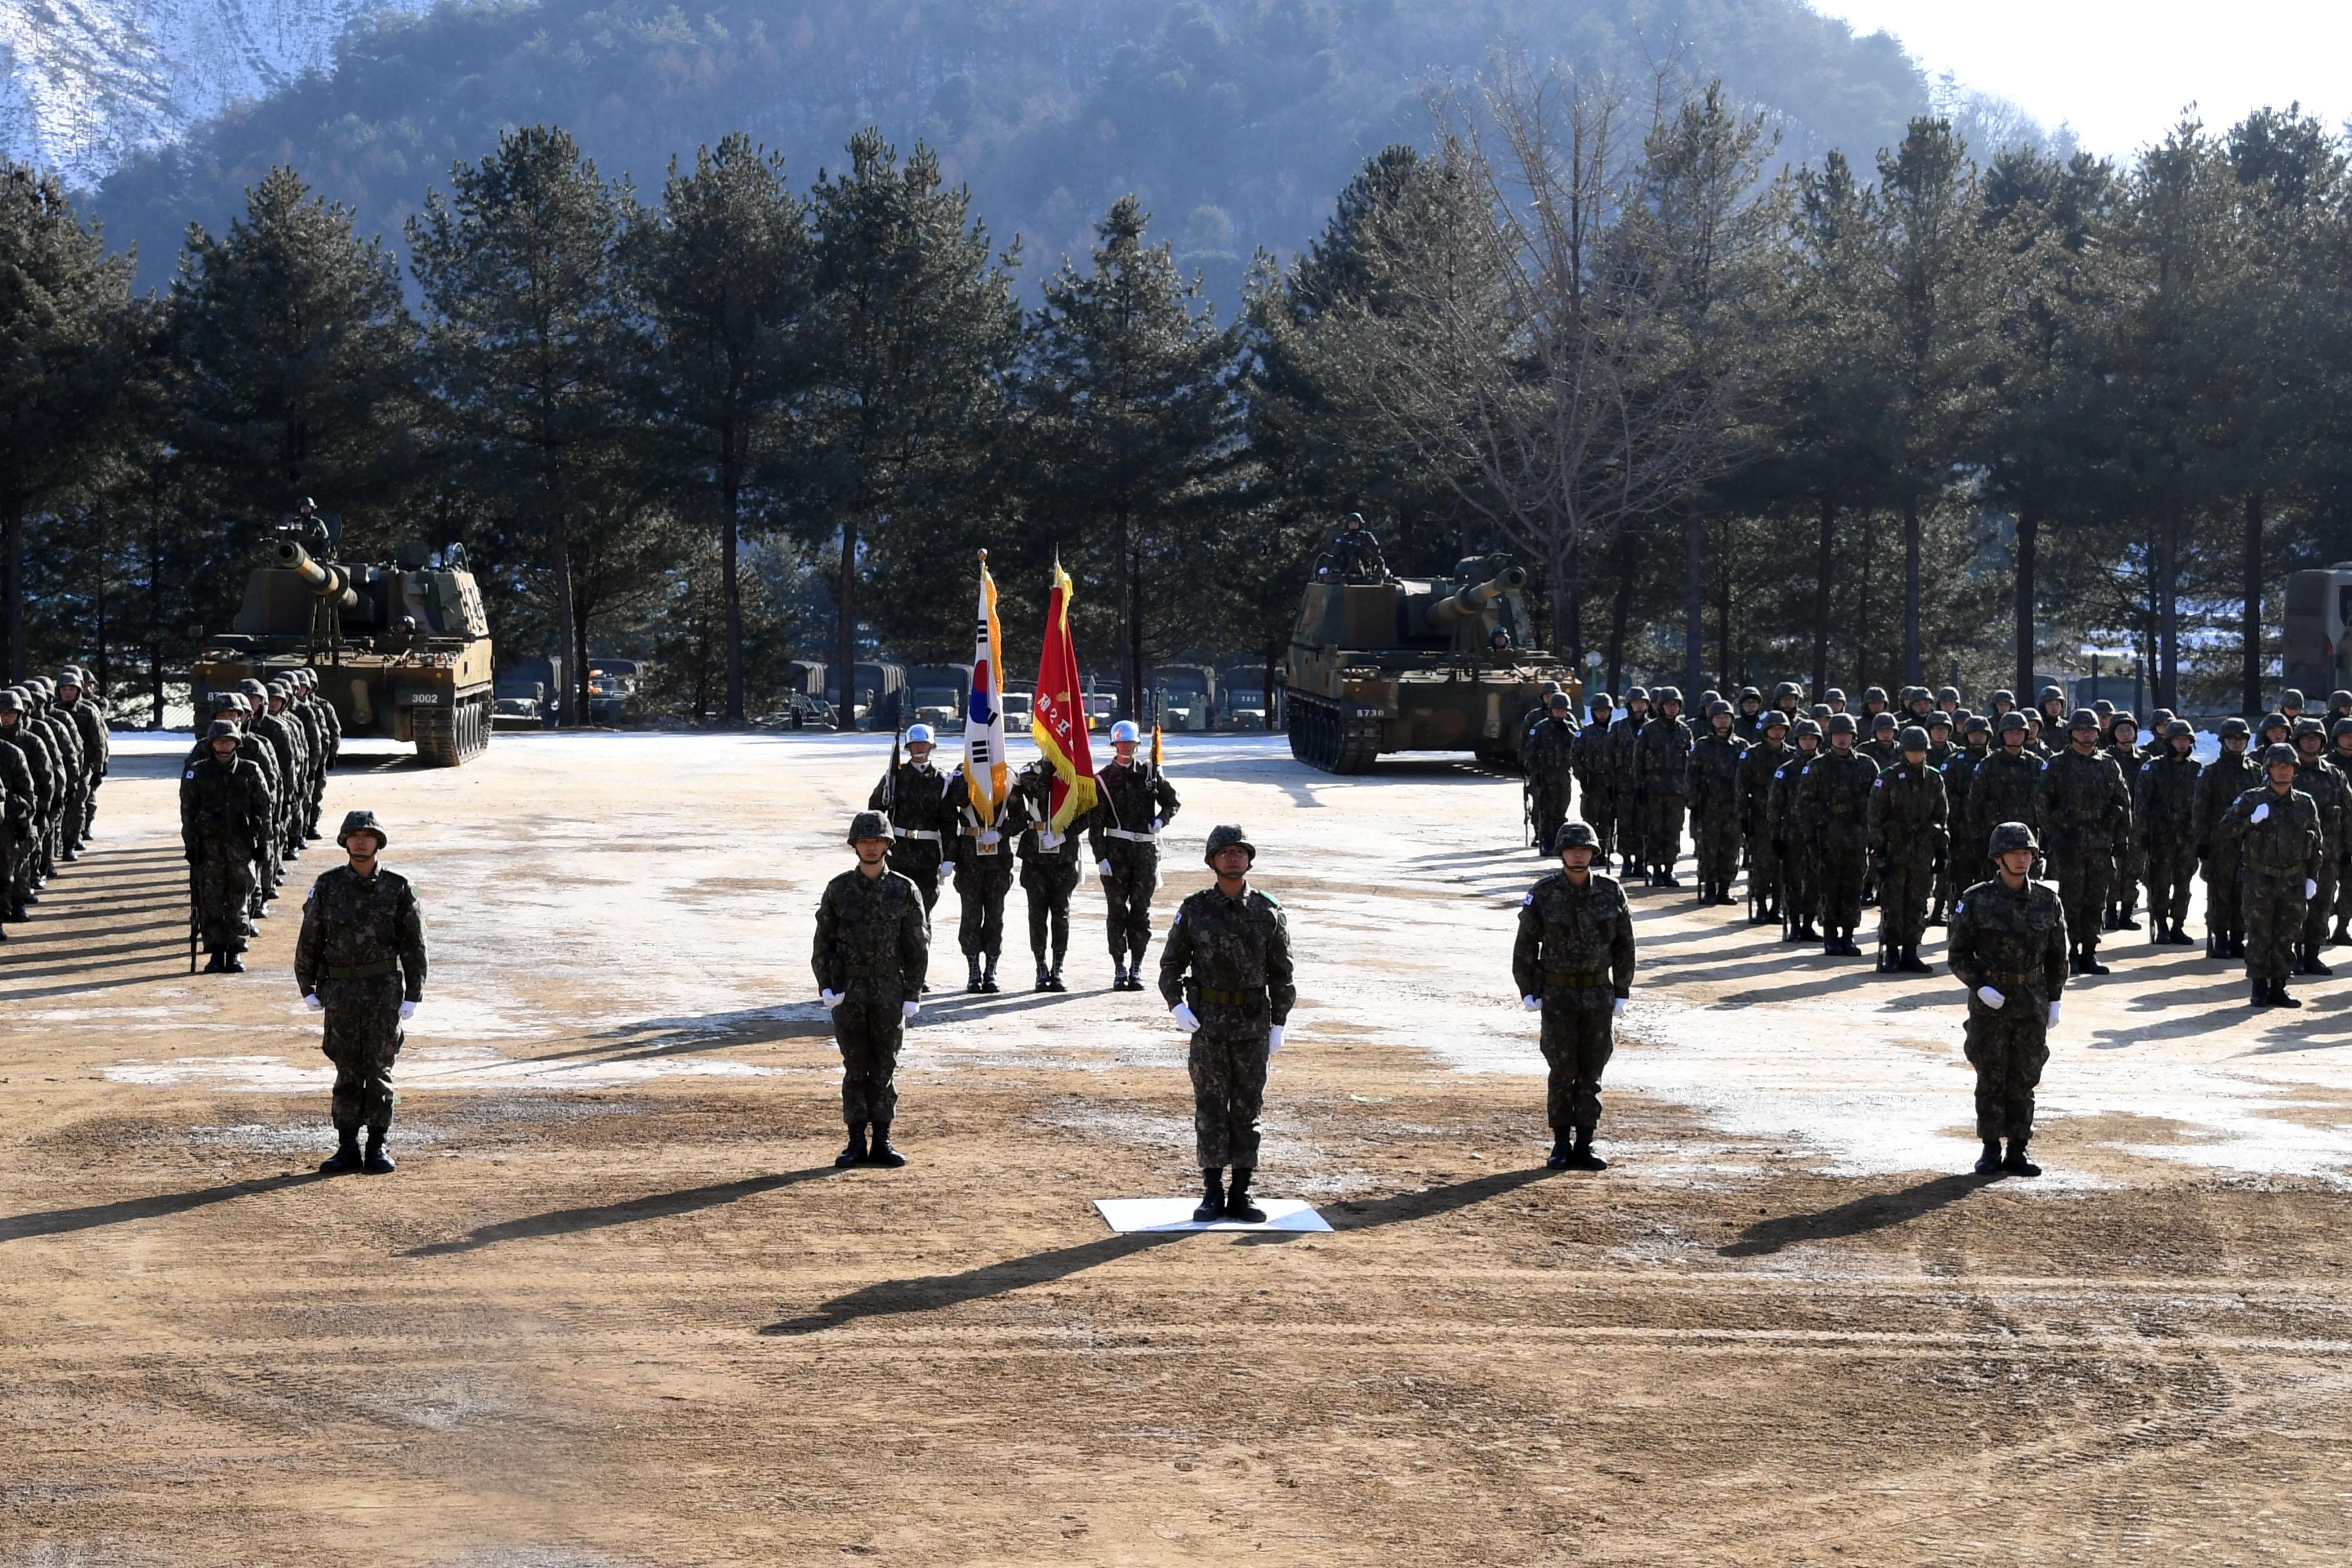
[93, 0, 1937, 294]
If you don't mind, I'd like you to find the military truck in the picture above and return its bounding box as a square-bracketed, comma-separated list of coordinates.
[1285, 555, 1575, 773]
[195, 533, 495, 766]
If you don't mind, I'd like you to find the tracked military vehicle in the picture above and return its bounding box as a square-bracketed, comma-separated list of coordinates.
[195, 533, 495, 766]
[1285, 555, 1575, 773]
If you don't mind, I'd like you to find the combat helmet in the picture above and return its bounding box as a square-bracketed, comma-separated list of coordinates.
[1654, 686, 1683, 707]
[1793, 717, 1821, 741]
[1825, 712, 1857, 737]
[1987, 821, 2039, 856]
[1761, 709, 1790, 731]
[2068, 708, 2100, 732]
[1772, 681, 1801, 702]
[203, 718, 237, 741]
[2295, 717, 2326, 742]
[2164, 720, 2193, 742]
[1937, 685, 1961, 704]
[1552, 820, 1599, 854]
[1963, 714, 1992, 737]
[1862, 685, 1888, 705]
[2281, 688, 2307, 710]
[2037, 685, 2064, 707]
[1898, 725, 1930, 752]
[2218, 716, 2251, 740]
[1546, 691, 1571, 711]
[2261, 742, 2299, 768]
[1990, 689, 2017, 707]
[2110, 711, 2138, 734]
[336, 809, 389, 848]
[1705, 698, 1732, 720]
[2333, 718, 2352, 741]
[1871, 712, 1897, 732]
[1997, 712, 2027, 736]
[0, 691, 19, 715]
[1625, 685, 1649, 705]
[1204, 823, 1257, 865]
[1589, 691, 1614, 710]
[847, 810, 891, 843]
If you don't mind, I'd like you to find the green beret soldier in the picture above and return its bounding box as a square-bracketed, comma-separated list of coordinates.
[1513, 821, 1636, 1170]
[1159, 825, 1295, 1223]
[295, 811, 427, 1173]
[1946, 822, 2068, 1177]
[813, 810, 930, 1166]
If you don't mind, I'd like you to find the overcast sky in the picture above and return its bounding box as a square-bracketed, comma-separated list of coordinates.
[1807, 1, 2352, 155]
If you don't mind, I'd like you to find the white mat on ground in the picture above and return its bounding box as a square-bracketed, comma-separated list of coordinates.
[1093, 1197, 1332, 1233]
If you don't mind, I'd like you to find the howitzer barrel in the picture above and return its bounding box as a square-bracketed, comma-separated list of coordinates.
[273, 540, 359, 610]
[1424, 565, 1527, 629]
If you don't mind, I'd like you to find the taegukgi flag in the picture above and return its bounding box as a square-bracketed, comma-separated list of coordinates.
[965, 551, 1008, 819]
[1031, 557, 1098, 830]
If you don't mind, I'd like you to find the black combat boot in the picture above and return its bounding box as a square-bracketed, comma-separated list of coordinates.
[202, 950, 226, 973]
[1223, 1168, 1267, 1222]
[1130, 941, 1152, 990]
[2251, 980, 2275, 1007]
[834, 1124, 869, 1167]
[868, 1121, 906, 1167]
[1898, 946, 1932, 975]
[2001, 1138, 2041, 1178]
[1545, 1133, 1573, 1170]
[1035, 958, 1054, 993]
[1192, 1168, 1225, 1223]
[362, 1128, 395, 1174]
[2228, 933, 2247, 958]
[222, 952, 246, 974]
[966, 954, 985, 993]
[2273, 979, 2304, 1008]
[2306, 944, 2335, 977]
[1568, 1129, 1608, 1171]
[1656, 868, 1681, 889]
[2078, 941, 2109, 976]
[1974, 1139, 2003, 1176]
[2115, 898, 2140, 932]
[1044, 961, 1067, 993]
[979, 954, 1000, 994]
[318, 1127, 362, 1175]
[1112, 957, 1130, 990]
[2333, 919, 2351, 948]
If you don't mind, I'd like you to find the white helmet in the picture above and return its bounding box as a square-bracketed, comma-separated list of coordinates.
[1110, 720, 1141, 743]
[905, 722, 935, 745]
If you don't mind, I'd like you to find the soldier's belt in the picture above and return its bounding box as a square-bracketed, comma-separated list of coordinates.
[1030, 828, 1064, 848]
[894, 828, 942, 843]
[1102, 828, 1158, 842]
[324, 961, 398, 980]
[1198, 987, 1262, 1006]
[1544, 969, 1612, 988]
[841, 966, 901, 980]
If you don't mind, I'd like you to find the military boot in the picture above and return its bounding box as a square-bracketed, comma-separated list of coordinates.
[1044, 961, 1068, 994]
[1192, 1168, 1225, 1223]
[834, 1124, 869, 1167]
[1129, 941, 1152, 990]
[1034, 958, 1054, 993]
[1655, 867, 1681, 890]
[2115, 898, 2140, 932]
[202, 950, 226, 973]
[1545, 1133, 1573, 1170]
[2251, 980, 2274, 1007]
[2308, 943, 2336, 977]
[2001, 1138, 2041, 1178]
[2273, 979, 2304, 1008]
[1568, 1129, 1608, 1171]
[1897, 946, 1932, 975]
[868, 1121, 906, 1168]
[1223, 1168, 1267, 1222]
[979, 954, 1000, 994]
[2077, 940, 2110, 977]
[2228, 933, 2247, 958]
[222, 952, 246, 974]
[362, 1129, 395, 1175]
[1112, 957, 1130, 990]
[966, 954, 985, 993]
[318, 1128, 362, 1175]
[1973, 1139, 2003, 1176]
[2332, 918, 2351, 948]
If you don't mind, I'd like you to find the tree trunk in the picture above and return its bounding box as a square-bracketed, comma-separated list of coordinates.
[148, 506, 164, 729]
[834, 518, 859, 729]
[4, 496, 23, 683]
[1902, 495, 1922, 688]
[1856, 513, 1876, 691]
[572, 577, 593, 735]
[550, 510, 578, 726]
[2157, 496, 2180, 710]
[1812, 497, 1834, 698]
[2014, 499, 2039, 698]
[1113, 513, 1133, 722]
[1683, 506, 1703, 696]
[721, 447, 745, 726]
[1128, 543, 1146, 727]
[1714, 513, 1732, 692]
[2242, 490, 2263, 716]
[1606, 536, 1634, 698]
[1547, 524, 1580, 667]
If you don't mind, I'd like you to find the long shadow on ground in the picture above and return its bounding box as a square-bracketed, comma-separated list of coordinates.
[1716, 1172, 1990, 1258]
[404, 1166, 840, 1257]
[1, 1172, 326, 1243]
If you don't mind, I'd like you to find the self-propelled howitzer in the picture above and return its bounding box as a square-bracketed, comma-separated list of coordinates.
[193, 534, 495, 766]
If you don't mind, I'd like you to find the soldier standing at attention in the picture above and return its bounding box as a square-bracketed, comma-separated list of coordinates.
[2329, 718, 2352, 945]
[1010, 758, 1083, 992]
[2220, 746, 2324, 1008]
[1733, 686, 1766, 744]
[1686, 698, 1747, 906]
[1159, 825, 1295, 1224]
[1573, 692, 1617, 868]
[1771, 717, 1823, 941]
[813, 812, 930, 1166]
[1867, 725, 1947, 974]
[0, 691, 48, 922]
[1741, 710, 1793, 926]
[2196, 718, 2260, 960]
[1524, 692, 1580, 856]
[1636, 687, 1693, 888]
[53, 667, 106, 853]
[1090, 719, 1181, 990]
[295, 810, 426, 1174]
[2037, 710, 2132, 976]
[1609, 687, 1651, 879]
[181, 720, 271, 972]
[1801, 712, 1877, 957]
[1946, 822, 2068, 1178]
[2103, 714, 2148, 932]
[1861, 710, 1901, 770]
[2135, 720, 2202, 946]
[949, 757, 1028, 993]
[869, 721, 957, 932]
[2290, 720, 2348, 977]
[1514, 820, 1636, 1171]
[1937, 715, 1994, 923]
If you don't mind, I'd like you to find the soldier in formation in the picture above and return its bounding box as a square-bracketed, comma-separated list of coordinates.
[1014, 758, 1083, 992]
[1770, 717, 1823, 941]
[1573, 692, 1617, 868]
[1946, 821, 2067, 1177]
[52, 667, 108, 856]
[1937, 715, 1994, 921]
[0, 692, 49, 926]
[1522, 692, 1579, 855]
[1740, 710, 1792, 925]
[949, 758, 1024, 993]
[2331, 720, 2352, 945]
[1090, 720, 1181, 990]
[1608, 689, 1651, 881]
[1636, 687, 1692, 888]
[1868, 725, 1946, 973]
[2037, 710, 2132, 975]
[2133, 720, 2202, 946]
[2291, 720, 2348, 976]
[2197, 718, 2260, 958]
[1159, 825, 1295, 1224]
[2103, 713, 2148, 931]
[1514, 820, 1636, 1170]
[295, 810, 426, 1174]
[2220, 745, 2324, 1008]
[1686, 699, 1747, 906]
[181, 720, 272, 971]
[813, 811, 930, 1166]
[868, 722, 956, 933]
[1799, 713, 1877, 957]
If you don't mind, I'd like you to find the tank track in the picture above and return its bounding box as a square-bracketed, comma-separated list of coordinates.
[413, 691, 493, 767]
[1286, 691, 1382, 774]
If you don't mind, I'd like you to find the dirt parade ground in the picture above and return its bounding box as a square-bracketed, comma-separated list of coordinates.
[6, 729, 2352, 1565]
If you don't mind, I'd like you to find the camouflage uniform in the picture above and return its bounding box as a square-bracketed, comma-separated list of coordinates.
[54, 674, 106, 848]
[812, 845, 931, 1130]
[1513, 849, 1636, 1153]
[1572, 701, 1618, 863]
[183, 703, 282, 914]
[1523, 711, 1580, 854]
[1014, 763, 1084, 988]
[179, 737, 271, 957]
[868, 755, 958, 918]
[950, 765, 1029, 990]
[1769, 729, 1823, 938]
[1946, 862, 2068, 1152]
[1685, 709, 1747, 903]
[2133, 732, 2202, 943]
[2035, 729, 2131, 974]
[2331, 723, 2352, 940]
[1636, 696, 1693, 886]
[1799, 730, 1879, 954]
[294, 853, 427, 1137]
[1866, 741, 1947, 968]
[2102, 723, 2150, 928]
[1740, 724, 1794, 922]
[1157, 848, 1296, 1173]
[2220, 772, 2324, 1000]
[2195, 732, 2262, 955]
[1088, 757, 1181, 974]
[1607, 695, 1651, 877]
[0, 696, 46, 918]
[252, 697, 309, 861]
[2292, 732, 2349, 969]
[1968, 734, 2044, 875]
[1938, 723, 1993, 914]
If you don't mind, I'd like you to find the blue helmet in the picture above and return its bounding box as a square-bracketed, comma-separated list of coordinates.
[1110, 720, 1141, 744]
[905, 722, 935, 745]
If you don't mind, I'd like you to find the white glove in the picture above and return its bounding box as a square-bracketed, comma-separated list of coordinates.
[1169, 1003, 1200, 1032]
[2047, 1001, 2062, 1026]
[820, 989, 842, 1010]
[1096, 859, 1113, 878]
[978, 828, 1001, 846]
[1268, 1026, 1284, 1054]
[303, 993, 323, 1012]
[901, 999, 920, 1020]
[1612, 997, 1627, 1017]
[2251, 802, 2270, 823]
[1522, 994, 1542, 1012]
[398, 1000, 417, 1021]
[1976, 985, 2005, 1009]
[2308, 878, 2321, 899]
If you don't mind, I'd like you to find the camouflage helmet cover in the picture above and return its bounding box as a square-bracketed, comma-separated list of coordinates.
[1551, 820, 1599, 853]
[204, 718, 238, 740]
[1825, 712, 1858, 737]
[847, 809, 891, 843]
[2068, 708, 2100, 731]
[1705, 698, 1732, 719]
[1204, 823, 1257, 864]
[1793, 718, 1822, 740]
[1897, 725, 1930, 752]
[2332, 718, 2352, 740]
[1871, 712, 1897, 732]
[1997, 712, 2027, 734]
[2218, 716, 2251, 739]
[337, 808, 389, 848]
[1963, 714, 1992, 736]
[2261, 742, 2300, 767]
[2164, 720, 2193, 741]
[1988, 821, 2038, 856]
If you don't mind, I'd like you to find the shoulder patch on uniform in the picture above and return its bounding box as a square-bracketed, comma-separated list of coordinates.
[1950, 899, 1964, 916]
[1522, 891, 1536, 906]
[1253, 890, 1282, 909]
[183, 769, 195, 779]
